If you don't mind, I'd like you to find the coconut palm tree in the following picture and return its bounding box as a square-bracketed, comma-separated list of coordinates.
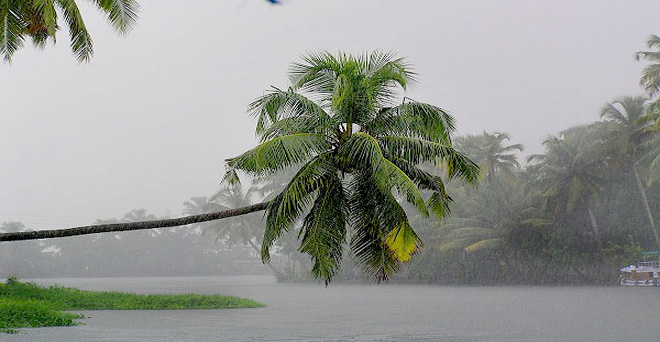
[223, 51, 479, 283]
[635, 35, 660, 131]
[182, 196, 215, 233]
[204, 184, 264, 249]
[0, 52, 478, 284]
[636, 35, 660, 99]
[203, 183, 285, 278]
[454, 132, 523, 182]
[0, 0, 139, 62]
[597, 96, 660, 248]
[528, 129, 605, 248]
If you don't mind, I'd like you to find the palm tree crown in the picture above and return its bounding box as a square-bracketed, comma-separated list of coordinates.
[224, 51, 479, 283]
[528, 130, 604, 215]
[1, 0, 139, 62]
[636, 35, 660, 98]
[454, 132, 523, 181]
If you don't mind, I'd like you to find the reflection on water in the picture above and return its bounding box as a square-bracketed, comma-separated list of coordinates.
[4, 276, 659, 342]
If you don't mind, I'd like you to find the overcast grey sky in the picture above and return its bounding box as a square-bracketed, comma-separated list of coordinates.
[1, 0, 659, 229]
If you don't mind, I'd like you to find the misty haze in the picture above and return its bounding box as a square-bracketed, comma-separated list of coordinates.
[1, 0, 660, 341]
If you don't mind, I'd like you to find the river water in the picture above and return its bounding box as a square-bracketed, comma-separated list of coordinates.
[4, 276, 659, 342]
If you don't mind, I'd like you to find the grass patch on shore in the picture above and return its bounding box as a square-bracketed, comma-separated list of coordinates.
[0, 277, 264, 332]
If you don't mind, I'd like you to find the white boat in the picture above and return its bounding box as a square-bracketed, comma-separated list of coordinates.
[619, 252, 660, 286]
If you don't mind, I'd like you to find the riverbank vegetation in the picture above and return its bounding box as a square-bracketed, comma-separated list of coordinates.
[0, 277, 264, 333]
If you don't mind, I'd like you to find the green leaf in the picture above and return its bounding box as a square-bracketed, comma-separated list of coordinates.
[298, 173, 347, 284]
[90, 0, 139, 35]
[385, 221, 421, 262]
[226, 133, 330, 177]
[464, 238, 504, 253]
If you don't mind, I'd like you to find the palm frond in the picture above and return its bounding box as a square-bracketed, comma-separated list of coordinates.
[390, 159, 454, 218]
[289, 51, 340, 97]
[250, 88, 334, 137]
[382, 158, 429, 216]
[0, 0, 26, 62]
[365, 101, 454, 142]
[385, 221, 421, 262]
[261, 153, 337, 261]
[56, 0, 93, 62]
[379, 136, 479, 182]
[89, 0, 139, 35]
[298, 173, 346, 284]
[464, 238, 504, 253]
[348, 168, 411, 283]
[443, 227, 493, 241]
[226, 133, 330, 177]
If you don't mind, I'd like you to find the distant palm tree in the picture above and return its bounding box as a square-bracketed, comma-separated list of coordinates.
[597, 96, 660, 248]
[121, 208, 157, 222]
[182, 197, 214, 233]
[636, 35, 660, 98]
[224, 51, 479, 283]
[454, 132, 523, 182]
[528, 129, 605, 248]
[205, 184, 264, 248]
[0, 0, 139, 62]
[635, 35, 660, 131]
[203, 183, 284, 278]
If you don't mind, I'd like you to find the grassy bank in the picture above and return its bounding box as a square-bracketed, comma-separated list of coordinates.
[0, 277, 264, 333]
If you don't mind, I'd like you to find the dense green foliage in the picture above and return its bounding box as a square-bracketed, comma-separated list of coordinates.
[387, 114, 659, 285]
[0, 277, 264, 332]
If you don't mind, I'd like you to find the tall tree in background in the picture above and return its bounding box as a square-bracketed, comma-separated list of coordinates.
[636, 35, 660, 99]
[203, 183, 284, 278]
[528, 130, 605, 248]
[454, 132, 523, 182]
[597, 96, 660, 248]
[636, 34, 660, 129]
[204, 184, 264, 253]
[224, 51, 479, 283]
[0, 0, 139, 62]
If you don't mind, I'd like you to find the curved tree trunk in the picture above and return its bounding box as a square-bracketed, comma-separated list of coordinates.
[0, 202, 270, 242]
[632, 166, 660, 249]
[586, 207, 602, 250]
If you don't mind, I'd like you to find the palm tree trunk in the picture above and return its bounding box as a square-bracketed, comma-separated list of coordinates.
[632, 165, 660, 249]
[246, 239, 284, 279]
[0, 202, 270, 242]
[586, 207, 602, 249]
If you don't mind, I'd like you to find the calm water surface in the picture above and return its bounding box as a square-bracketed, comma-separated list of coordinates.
[4, 276, 659, 342]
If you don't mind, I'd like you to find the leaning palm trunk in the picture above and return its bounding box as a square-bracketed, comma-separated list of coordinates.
[632, 166, 660, 249]
[0, 202, 269, 242]
[586, 207, 602, 249]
